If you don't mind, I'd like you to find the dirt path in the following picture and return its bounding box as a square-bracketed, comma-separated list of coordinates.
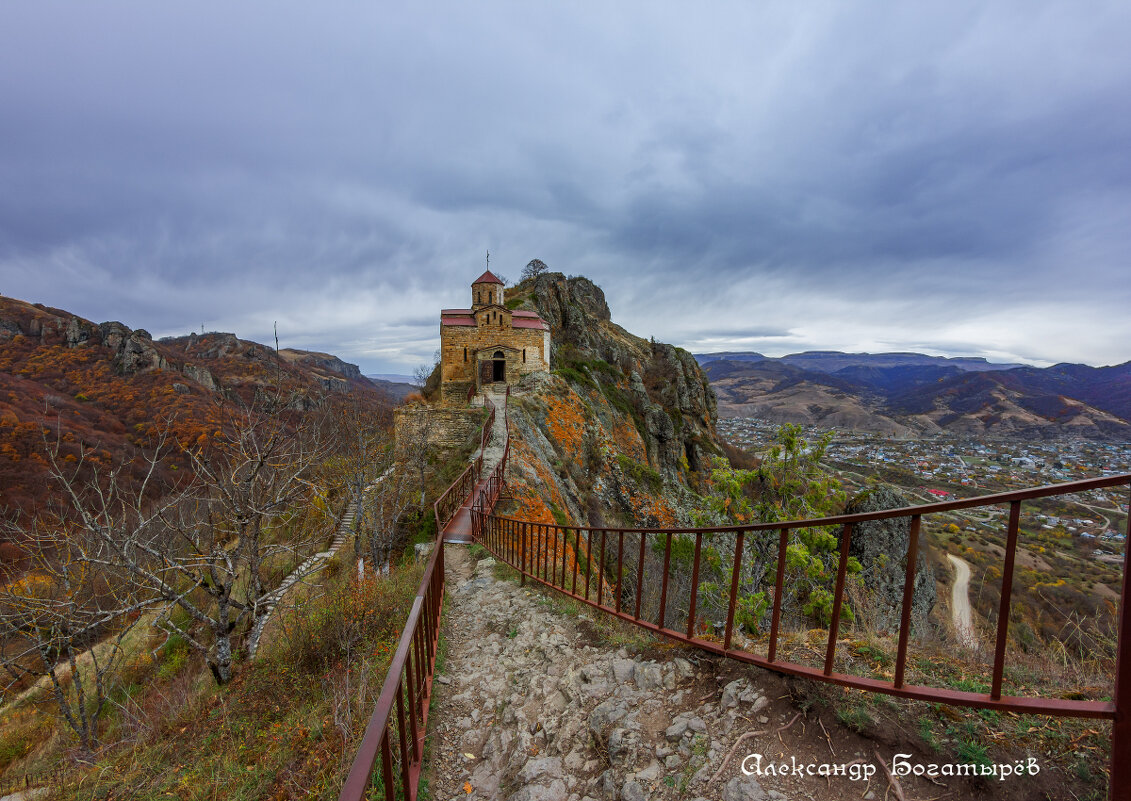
[947, 553, 977, 649]
[423, 547, 975, 801]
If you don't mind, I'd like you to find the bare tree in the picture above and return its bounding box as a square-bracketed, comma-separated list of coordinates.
[161, 399, 339, 682]
[334, 400, 410, 578]
[397, 410, 436, 511]
[0, 429, 173, 753]
[62, 398, 340, 685]
[360, 461, 412, 577]
[0, 529, 152, 755]
[521, 259, 549, 282]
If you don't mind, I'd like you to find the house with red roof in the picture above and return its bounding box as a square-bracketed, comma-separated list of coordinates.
[438, 270, 551, 403]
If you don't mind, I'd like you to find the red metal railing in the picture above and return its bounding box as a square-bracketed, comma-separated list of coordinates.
[341, 388, 510, 801]
[470, 387, 510, 533]
[473, 473, 1131, 798]
[0, 766, 68, 796]
[338, 534, 445, 801]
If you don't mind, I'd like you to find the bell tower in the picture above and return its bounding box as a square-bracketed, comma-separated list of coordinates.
[471, 269, 504, 308]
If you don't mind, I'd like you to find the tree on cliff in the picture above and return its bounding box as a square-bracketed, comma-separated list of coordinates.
[521, 259, 550, 282]
[697, 424, 857, 630]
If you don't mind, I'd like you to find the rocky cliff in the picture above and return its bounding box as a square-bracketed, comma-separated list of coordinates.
[497, 274, 721, 529]
[529, 274, 717, 475]
[843, 486, 936, 635]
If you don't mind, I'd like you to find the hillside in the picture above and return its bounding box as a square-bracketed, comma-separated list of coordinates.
[0, 296, 392, 524]
[701, 351, 1131, 440]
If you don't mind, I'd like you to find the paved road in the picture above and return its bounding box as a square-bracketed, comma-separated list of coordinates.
[947, 553, 977, 649]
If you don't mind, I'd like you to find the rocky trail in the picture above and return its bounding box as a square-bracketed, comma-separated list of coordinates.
[424, 547, 971, 801]
[472, 385, 509, 472]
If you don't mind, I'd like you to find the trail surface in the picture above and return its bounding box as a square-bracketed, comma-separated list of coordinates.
[472, 385, 509, 472]
[424, 547, 948, 801]
[947, 553, 977, 649]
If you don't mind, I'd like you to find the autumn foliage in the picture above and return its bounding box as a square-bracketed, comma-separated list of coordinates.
[0, 296, 391, 547]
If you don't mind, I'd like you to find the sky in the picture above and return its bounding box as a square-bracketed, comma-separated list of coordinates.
[1, 2, 1129, 375]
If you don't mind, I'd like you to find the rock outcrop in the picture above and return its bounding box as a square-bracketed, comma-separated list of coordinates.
[279, 348, 364, 382]
[525, 274, 718, 479]
[844, 486, 936, 635]
[98, 321, 168, 374]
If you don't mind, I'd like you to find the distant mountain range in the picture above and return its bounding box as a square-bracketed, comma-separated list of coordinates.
[696, 350, 1131, 440]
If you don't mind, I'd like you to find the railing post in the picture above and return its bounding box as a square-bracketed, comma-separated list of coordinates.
[768, 527, 789, 663]
[893, 514, 922, 688]
[634, 531, 647, 620]
[824, 523, 853, 676]
[991, 501, 1022, 700]
[616, 530, 624, 614]
[658, 532, 673, 630]
[686, 532, 702, 639]
[723, 531, 745, 651]
[520, 521, 527, 586]
[597, 529, 607, 608]
[1110, 484, 1131, 801]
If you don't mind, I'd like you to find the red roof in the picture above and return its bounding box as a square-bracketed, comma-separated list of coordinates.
[441, 315, 476, 327]
[472, 270, 504, 285]
[513, 318, 549, 331]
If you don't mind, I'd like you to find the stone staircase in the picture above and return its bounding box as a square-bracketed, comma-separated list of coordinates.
[247, 468, 391, 658]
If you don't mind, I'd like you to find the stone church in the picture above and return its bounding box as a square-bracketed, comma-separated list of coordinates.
[439, 270, 551, 404]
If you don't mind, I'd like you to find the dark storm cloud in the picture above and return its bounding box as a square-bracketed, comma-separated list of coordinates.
[1, 1, 1130, 371]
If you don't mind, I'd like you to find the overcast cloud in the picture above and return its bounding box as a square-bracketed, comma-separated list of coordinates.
[2, 1, 1129, 373]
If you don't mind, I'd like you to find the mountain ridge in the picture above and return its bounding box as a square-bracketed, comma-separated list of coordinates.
[697, 350, 1131, 439]
[0, 295, 393, 522]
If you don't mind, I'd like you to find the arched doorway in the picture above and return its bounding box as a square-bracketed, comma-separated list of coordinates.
[492, 350, 506, 382]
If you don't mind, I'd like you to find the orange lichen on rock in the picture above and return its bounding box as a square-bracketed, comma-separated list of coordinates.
[609, 415, 647, 463]
[508, 437, 570, 521]
[543, 390, 588, 459]
[625, 486, 678, 528]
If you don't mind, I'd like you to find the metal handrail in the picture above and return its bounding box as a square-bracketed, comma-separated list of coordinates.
[473, 473, 1131, 799]
[338, 532, 445, 801]
[0, 766, 68, 796]
[342, 387, 510, 801]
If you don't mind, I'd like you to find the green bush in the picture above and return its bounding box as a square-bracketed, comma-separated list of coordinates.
[617, 454, 663, 493]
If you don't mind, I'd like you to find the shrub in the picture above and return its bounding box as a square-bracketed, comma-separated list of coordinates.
[617, 454, 663, 494]
[271, 565, 423, 673]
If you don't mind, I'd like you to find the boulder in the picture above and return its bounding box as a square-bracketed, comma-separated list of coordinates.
[844, 485, 936, 635]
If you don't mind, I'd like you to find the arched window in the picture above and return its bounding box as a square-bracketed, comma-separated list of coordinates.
[522, 348, 526, 363]
[463, 347, 468, 362]
[493, 350, 505, 359]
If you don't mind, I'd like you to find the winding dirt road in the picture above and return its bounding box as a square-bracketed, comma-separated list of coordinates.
[947, 553, 977, 648]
